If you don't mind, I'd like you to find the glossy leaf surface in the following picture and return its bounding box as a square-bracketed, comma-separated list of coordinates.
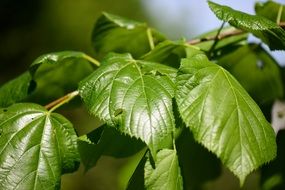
[92, 12, 165, 58]
[208, 1, 285, 50]
[0, 103, 79, 189]
[79, 53, 176, 155]
[176, 54, 277, 184]
[145, 149, 183, 190]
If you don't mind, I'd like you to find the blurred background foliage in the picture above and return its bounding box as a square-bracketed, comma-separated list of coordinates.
[0, 0, 284, 189]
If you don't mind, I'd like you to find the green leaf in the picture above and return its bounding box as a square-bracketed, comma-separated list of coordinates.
[92, 12, 165, 59]
[78, 125, 145, 171]
[79, 53, 176, 155]
[0, 103, 79, 189]
[28, 51, 95, 104]
[0, 72, 36, 107]
[29, 51, 98, 75]
[255, 1, 285, 23]
[208, 1, 285, 50]
[218, 44, 283, 105]
[176, 54, 277, 185]
[144, 149, 183, 190]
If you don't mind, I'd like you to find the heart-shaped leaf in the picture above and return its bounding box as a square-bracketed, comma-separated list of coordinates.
[0, 103, 79, 189]
[144, 149, 183, 190]
[79, 53, 176, 155]
[208, 1, 285, 50]
[176, 54, 277, 184]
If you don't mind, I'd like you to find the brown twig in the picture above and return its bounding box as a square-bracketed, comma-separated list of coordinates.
[45, 90, 79, 111]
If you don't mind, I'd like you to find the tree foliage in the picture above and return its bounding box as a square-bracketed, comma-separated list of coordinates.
[0, 1, 285, 189]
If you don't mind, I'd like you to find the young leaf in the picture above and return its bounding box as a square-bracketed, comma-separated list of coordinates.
[92, 12, 165, 59]
[208, 1, 285, 50]
[176, 54, 277, 185]
[29, 51, 99, 75]
[79, 53, 177, 155]
[255, 1, 285, 23]
[141, 40, 191, 68]
[0, 72, 35, 107]
[28, 51, 96, 104]
[218, 44, 283, 105]
[0, 103, 79, 189]
[78, 125, 145, 171]
[144, 149, 183, 190]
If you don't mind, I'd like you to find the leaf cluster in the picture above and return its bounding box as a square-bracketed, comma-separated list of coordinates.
[0, 1, 285, 189]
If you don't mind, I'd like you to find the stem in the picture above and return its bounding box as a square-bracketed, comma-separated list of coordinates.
[276, 5, 283, 25]
[147, 28, 155, 50]
[83, 54, 100, 67]
[45, 90, 79, 112]
[208, 22, 226, 56]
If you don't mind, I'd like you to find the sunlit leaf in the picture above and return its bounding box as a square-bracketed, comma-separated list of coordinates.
[79, 53, 176, 155]
[176, 54, 277, 184]
[144, 149, 183, 190]
[0, 103, 79, 189]
[208, 1, 285, 50]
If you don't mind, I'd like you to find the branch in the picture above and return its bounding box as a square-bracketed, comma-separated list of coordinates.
[45, 90, 79, 112]
[188, 22, 285, 45]
[188, 29, 244, 45]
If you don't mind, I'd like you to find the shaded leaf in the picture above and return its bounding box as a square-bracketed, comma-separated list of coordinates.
[145, 149, 183, 190]
[218, 44, 283, 105]
[126, 153, 147, 190]
[261, 130, 285, 190]
[255, 1, 285, 23]
[176, 54, 277, 184]
[0, 72, 35, 107]
[208, 1, 285, 50]
[78, 125, 145, 171]
[92, 12, 165, 59]
[79, 53, 177, 156]
[176, 129, 221, 190]
[0, 103, 79, 189]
